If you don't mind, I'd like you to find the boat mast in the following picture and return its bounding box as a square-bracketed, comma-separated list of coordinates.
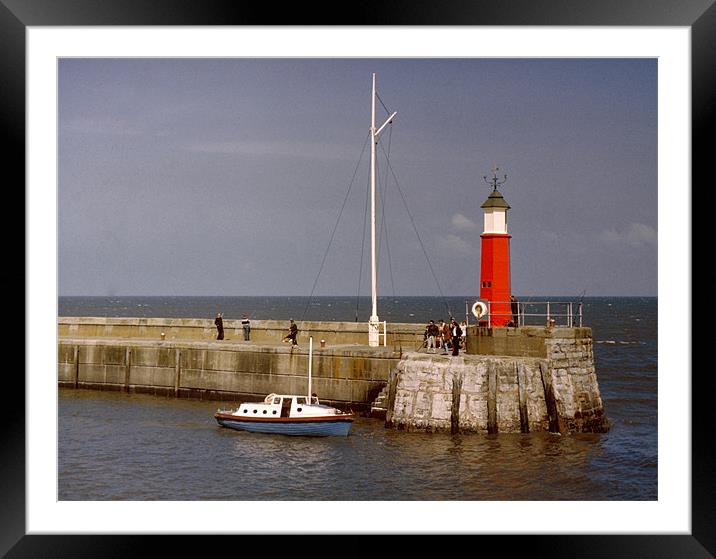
[307, 337, 313, 400]
[368, 73, 397, 347]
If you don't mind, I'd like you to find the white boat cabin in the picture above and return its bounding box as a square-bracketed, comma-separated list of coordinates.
[232, 393, 344, 418]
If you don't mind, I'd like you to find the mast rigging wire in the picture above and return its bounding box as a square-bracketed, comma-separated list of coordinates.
[301, 132, 371, 321]
[377, 140, 453, 318]
[355, 172, 371, 321]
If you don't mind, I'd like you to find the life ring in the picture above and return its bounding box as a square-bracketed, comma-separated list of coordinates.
[471, 300, 488, 319]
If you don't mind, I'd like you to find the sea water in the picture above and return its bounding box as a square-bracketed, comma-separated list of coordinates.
[58, 296, 657, 500]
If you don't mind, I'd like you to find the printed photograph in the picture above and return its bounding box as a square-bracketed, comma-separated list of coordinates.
[57, 57, 657, 502]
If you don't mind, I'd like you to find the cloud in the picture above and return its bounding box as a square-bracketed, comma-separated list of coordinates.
[599, 222, 657, 247]
[451, 213, 478, 231]
[436, 234, 477, 255]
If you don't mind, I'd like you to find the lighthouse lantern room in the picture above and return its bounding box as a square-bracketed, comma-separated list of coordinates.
[479, 166, 512, 327]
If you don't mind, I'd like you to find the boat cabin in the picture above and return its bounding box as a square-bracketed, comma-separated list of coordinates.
[235, 393, 326, 418]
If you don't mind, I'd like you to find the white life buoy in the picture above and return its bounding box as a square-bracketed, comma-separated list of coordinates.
[471, 300, 488, 319]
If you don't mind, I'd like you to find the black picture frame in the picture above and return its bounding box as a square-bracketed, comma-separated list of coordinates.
[7, 0, 711, 556]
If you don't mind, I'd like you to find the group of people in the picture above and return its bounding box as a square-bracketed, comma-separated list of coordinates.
[214, 313, 252, 341]
[424, 318, 466, 356]
[213, 314, 299, 346]
[214, 314, 473, 354]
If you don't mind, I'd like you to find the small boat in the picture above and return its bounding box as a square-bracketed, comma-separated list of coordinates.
[214, 338, 355, 436]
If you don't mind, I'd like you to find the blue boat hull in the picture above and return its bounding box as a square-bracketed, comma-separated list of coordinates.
[216, 417, 353, 437]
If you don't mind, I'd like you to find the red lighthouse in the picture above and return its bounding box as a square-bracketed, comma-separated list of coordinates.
[479, 166, 512, 327]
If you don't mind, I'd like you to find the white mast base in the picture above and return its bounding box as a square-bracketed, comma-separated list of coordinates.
[368, 317, 381, 347]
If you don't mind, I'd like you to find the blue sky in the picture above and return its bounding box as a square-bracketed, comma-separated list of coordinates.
[58, 58, 657, 297]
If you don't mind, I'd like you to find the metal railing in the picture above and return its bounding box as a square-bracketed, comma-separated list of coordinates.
[464, 299, 583, 328]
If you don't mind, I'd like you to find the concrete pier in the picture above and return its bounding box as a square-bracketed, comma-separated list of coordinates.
[58, 317, 609, 433]
[384, 324, 608, 434]
[58, 337, 399, 413]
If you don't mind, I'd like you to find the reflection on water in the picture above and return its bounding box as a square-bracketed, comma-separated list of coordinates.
[59, 388, 654, 501]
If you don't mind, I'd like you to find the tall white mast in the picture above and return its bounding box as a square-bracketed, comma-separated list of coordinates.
[307, 337, 313, 399]
[368, 73, 397, 347]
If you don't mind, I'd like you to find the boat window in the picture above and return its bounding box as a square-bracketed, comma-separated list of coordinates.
[296, 397, 306, 405]
[296, 408, 302, 413]
[273, 397, 281, 404]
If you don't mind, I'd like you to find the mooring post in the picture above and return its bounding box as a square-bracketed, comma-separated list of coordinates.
[487, 362, 498, 434]
[516, 361, 529, 433]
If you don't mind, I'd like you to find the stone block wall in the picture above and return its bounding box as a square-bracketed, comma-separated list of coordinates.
[58, 317, 426, 348]
[58, 319, 607, 433]
[544, 334, 606, 432]
[385, 326, 608, 434]
[386, 354, 550, 433]
[58, 339, 397, 411]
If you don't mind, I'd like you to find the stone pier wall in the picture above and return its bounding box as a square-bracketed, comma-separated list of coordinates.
[386, 354, 550, 433]
[58, 319, 607, 433]
[386, 326, 608, 434]
[58, 338, 398, 412]
[58, 317, 426, 348]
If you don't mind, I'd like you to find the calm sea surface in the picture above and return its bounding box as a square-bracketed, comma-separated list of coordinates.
[58, 296, 657, 501]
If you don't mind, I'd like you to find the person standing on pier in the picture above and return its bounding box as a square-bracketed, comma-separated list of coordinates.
[510, 295, 519, 327]
[451, 319, 462, 356]
[241, 315, 251, 341]
[214, 313, 224, 340]
[439, 319, 451, 355]
[426, 320, 439, 353]
[283, 319, 298, 346]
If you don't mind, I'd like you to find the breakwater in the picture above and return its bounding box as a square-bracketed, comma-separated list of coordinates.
[58, 338, 398, 413]
[58, 316, 426, 347]
[58, 317, 608, 433]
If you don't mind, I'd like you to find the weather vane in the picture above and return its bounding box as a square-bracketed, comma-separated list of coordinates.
[483, 163, 507, 192]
